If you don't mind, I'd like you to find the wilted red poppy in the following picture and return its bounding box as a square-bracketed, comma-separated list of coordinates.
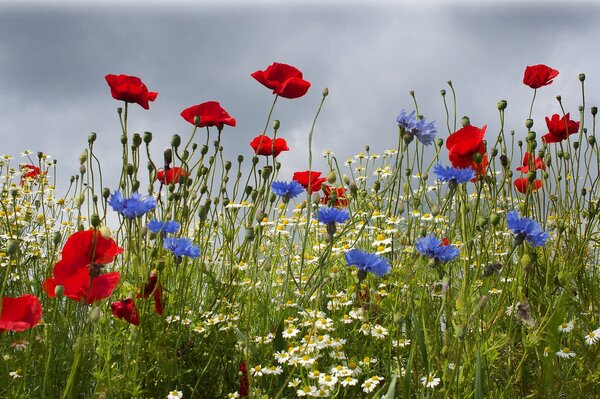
[542, 113, 580, 144]
[157, 167, 189, 185]
[293, 171, 327, 194]
[446, 124, 488, 176]
[516, 152, 546, 173]
[0, 294, 42, 332]
[249, 135, 289, 157]
[321, 185, 349, 207]
[514, 177, 542, 194]
[105, 74, 158, 110]
[137, 271, 163, 315]
[111, 298, 140, 326]
[239, 361, 249, 398]
[180, 101, 236, 129]
[523, 64, 559, 89]
[251, 62, 311, 99]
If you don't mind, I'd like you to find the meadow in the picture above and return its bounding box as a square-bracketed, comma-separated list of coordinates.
[1, 62, 600, 398]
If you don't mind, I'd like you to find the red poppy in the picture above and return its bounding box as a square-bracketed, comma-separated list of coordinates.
[523, 64, 559, 89]
[441, 237, 450, 246]
[111, 298, 140, 326]
[542, 113, 580, 144]
[43, 230, 123, 304]
[446, 124, 488, 176]
[239, 361, 249, 398]
[516, 152, 546, 173]
[137, 271, 163, 315]
[293, 171, 327, 194]
[157, 167, 189, 185]
[251, 62, 311, 99]
[514, 177, 542, 194]
[321, 185, 349, 207]
[180, 101, 236, 129]
[249, 135, 289, 157]
[105, 74, 158, 110]
[0, 294, 42, 332]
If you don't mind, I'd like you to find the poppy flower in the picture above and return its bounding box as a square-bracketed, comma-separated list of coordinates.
[514, 177, 542, 194]
[180, 101, 236, 129]
[239, 361, 249, 398]
[542, 113, 580, 144]
[293, 171, 327, 194]
[0, 294, 42, 332]
[516, 152, 545, 173]
[19, 164, 45, 185]
[523, 64, 559, 89]
[249, 135, 289, 157]
[105, 74, 158, 110]
[251, 62, 311, 99]
[137, 271, 164, 315]
[111, 298, 140, 326]
[321, 185, 349, 207]
[157, 167, 189, 185]
[446, 124, 488, 176]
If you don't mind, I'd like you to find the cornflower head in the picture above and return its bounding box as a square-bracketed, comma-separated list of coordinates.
[415, 234, 459, 263]
[315, 207, 350, 235]
[108, 191, 156, 219]
[271, 180, 304, 203]
[163, 237, 201, 260]
[396, 109, 437, 146]
[433, 164, 474, 188]
[345, 249, 391, 280]
[506, 210, 549, 247]
[147, 219, 180, 234]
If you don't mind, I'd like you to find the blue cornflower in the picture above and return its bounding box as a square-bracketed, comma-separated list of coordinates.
[271, 180, 304, 202]
[433, 164, 474, 185]
[163, 237, 201, 258]
[314, 207, 350, 235]
[108, 191, 156, 219]
[147, 219, 180, 234]
[396, 109, 437, 146]
[415, 235, 460, 263]
[506, 211, 550, 247]
[345, 249, 391, 278]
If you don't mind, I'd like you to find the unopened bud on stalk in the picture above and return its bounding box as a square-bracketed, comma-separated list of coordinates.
[431, 204, 441, 216]
[421, 172, 428, 181]
[90, 214, 101, 228]
[224, 160, 232, 171]
[472, 152, 483, 164]
[440, 89, 446, 96]
[75, 193, 85, 207]
[322, 87, 329, 97]
[582, 188, 587, 197]
[194, 115, 201, 127]
[163, 148, 172, 166]
[343, 174, 350, 185]
[311, 192, 321, 205]
[589, 136, 596, 146]
[507, 170, 513, 178]
[90, 307, 101, 323]
[490, 148, 498, 157]
[102, 188, 110, 199]
[436, 138, 443, 146]
[181, 150, 189, 161]
[273, 119, 280, 130]
[132, 180, 140, 192]
[592, 106, 598, 116]
[497, 100, 507, 110]
[143, 131, 152, 144]
[403, 132, 414, 144]
[132, 133, 142, 146]
[527, 131, 536, 141]
[579, 73, 586, 82]
[54, 284, 64, 298]
[6, 240, 18, 255]
[525, 119, 534, 129]
[476, 216, 488, 229]
[349, 182, 358, 195]
[489, 213, 500, 225]
[563, 152, 571, 160]
[252, 156, 259, 165]
[573, 141, 579, 150]
[125, 164, 134, 176]
[327, 171, 336, 184]
[120, 134, 127, 145]
[171, 134, 181, 148]
[88, 132, 97, 143]
[200, 145, 208, 155]
[261, 165, 272, 180]
[79, 150, 88, 165]
[556, 95, 562, 102]
[79, 165, 86, 175]
[373, 180, 381, 192]
[461, 116, 470, 127]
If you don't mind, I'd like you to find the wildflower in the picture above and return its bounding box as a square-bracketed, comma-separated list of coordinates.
[180, 101, 236, 129]
[321, 185, 349, 207]
[556, 347, 576, 359]
[433, 164, 474, 187]
[558, 320, 574, 333]
[542, 113, 580, 144]
[163, 237, 201, 259]
[506, 210, 549, 247]
[316, 207, 350, 225]
[421, 373, 441, 389]
[108, 191, 156, 219]
[11, 339, 29, 351]
[516, 152, 545, 173]
[167, 389, 183, 399]
[137, 270, 164, 315]
[415, 235, 460, 263]
[0, 294, 42, 332]
[345, 249, 391, 278]
[157, 167, 189, 185]
[111, 298, 140, 326]
[105, 74, 157, 110]
[147, 219, 180, 235]
[293, 170, 327, 194]
[250, 135, 289, 157]
[239, 361, 249, 398]
[9, 370, 21, 379]
[340, 377, 358, 387]
[361, 376, 383, 393]
[271, 181, 304, 202]
[585, 329, 600, 345]
[396, 109, 437, 146]
[20, 164, 44, 184]
[523, 64, 559, 89]
[446, 123, 487, 176]
[514, 177, 542, 194]
[251, 62, 311, 99]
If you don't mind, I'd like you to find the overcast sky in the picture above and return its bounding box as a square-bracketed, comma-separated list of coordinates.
[1, 0, 599, 188]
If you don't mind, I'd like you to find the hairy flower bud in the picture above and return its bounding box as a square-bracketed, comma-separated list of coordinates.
[461, 116, 470, 127]
[273, 119, 280, 130]
[497, 99, 507, 110]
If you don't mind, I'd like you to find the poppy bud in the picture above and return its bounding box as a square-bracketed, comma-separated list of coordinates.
[563, 152, 570, 161]
[90, 214, 101, 228]
[343, 174, 350, 185]
[403, 131, 414, 144]
[397, 201, 405, 213]
[200, 145, 209, 155]
[102, 188, 111, 199]
[6, 240, 18, 255]
[518, 140, 523, 148]
[497, 100, 507, 110]
[461, 116, 470, 127]
[171, 134, 181, 148]
[327, 171, 336, 184]
[143, 131, 152, 144]
[162, 148, 172, 166]
[530, 141, 537, 150]
[537, 149, 545, 159]
[208, 156, 215, 165]
[592, 106, 598, 116]
[261, 166, 272, 180]
[75, 193, 85, 207]
[349, 182, 358, 195]
[88, 132, 97, 143]
[132, 133, 142, 147]
[132, 180, 140, 192]
[431, 204, 441, 216]
[527, 171, 536, 182]
[52, 231, 62, 246]
[589, 136, 596, 146]
[489, 212, 500, 225]
[440, 89, 446, 96]
[180, 150, 189, 161]
[120, 134, 127, 145]
[472, 152, 483, 164]
[117, 107, 123, 114]
[373, 180, 381, 192]
[54, 284, 65, 298]
[527, 131, 536, 141]
[525, 119, 534, 129]
[311, 192, 321, 205]
[579, 73, 586, 82]
[490, 148, 498, 157]
[322, 87, 329, 97]
[79, 165, 86, 175]
[582, 188, 587, 197]
[573, 141, 579, 150]
[476, 216, 488, 229]
[421, 172, 428, 181]
[193, 115, 201, 127]
[90, 307, 102, 323]
[436, 138, 443, 147]
[556, 94, 562, 102]
[125, 164, 134, 176]
[273, 119, 280, 130]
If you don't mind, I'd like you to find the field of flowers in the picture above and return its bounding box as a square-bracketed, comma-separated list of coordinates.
[1, 62, 600, 398]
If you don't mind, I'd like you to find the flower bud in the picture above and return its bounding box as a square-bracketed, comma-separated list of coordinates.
[90, 307, 102, 323]
[472, 152, 483, 164]
[490, 148, 498, 157]
[431, 204, 441, 216]
[273, 119, 280, 130]
[143, 131, 152, 144]
[349, 182, 357, 195]
[261, 165, 272, 180]
[497, 100, 507, 110]
[322, 87, 329, 97]
[52, 231, 62, 246]
[527, 171, 536, 182]
[489, 213, 500, 225]
[90, 214, 101, 228]
[200, 145, 209, 155]
[579, 73, 586, 82]
[194, 115, 201, 127]
[525, 119, 534, 129]
[327, 171, 336, 184]
[54, 284, 65, 298]
[120, 134, 127, 145]
[440, 89, 446, 96]
[311, 192, 321, 205]
[132, 133, 142, 147]
[527, 131, 536, 141]
[79, 150, 88, 165]
[88, 132, 97, 143]
[592, 106, 598, 116]
[79, 165, 86, 175]
[6, 240, 18, 255]
[436, 138, 443, 147]
[343, 174, 350, 185]
[476, 216, 488, 229]
[171, 134, 181, 148]
[461, 116, 470, 127]
[245, 226, 255, 241]
[573, 141, 579, 150]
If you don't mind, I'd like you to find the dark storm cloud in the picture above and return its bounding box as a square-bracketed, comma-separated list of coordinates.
[0, 2, 598, 185]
